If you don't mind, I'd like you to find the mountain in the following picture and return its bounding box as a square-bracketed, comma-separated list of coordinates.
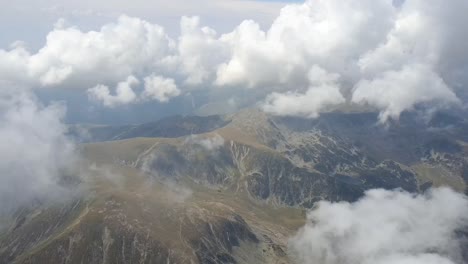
[1, 109, 467, 263]
[68, 115, 229, 143]
[73, 109, 468, 195]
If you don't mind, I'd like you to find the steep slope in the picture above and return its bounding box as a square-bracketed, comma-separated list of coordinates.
[0, 164, 302, 264]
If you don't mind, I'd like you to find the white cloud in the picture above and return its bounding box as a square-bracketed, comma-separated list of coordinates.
[1, 0, 468, 119]
[87, 75, 180, 107]
[359, 0, 468, 78]
[262, 85, 345, 118]
[87, 75, 139, 107]
[0, 15, 176, 89]
[177, 16, 229, 85]
[143, 75, 180, 102]
[0, 84, 79, 216]
[290, 188, 468, 264]
[262, 66, 345, 117]
[216, 0, 395, 89]
[354, 0, 468, 120]
[352, 64, 460, 122]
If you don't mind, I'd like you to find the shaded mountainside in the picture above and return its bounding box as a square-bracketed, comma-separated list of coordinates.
[2, 109, 468, 263]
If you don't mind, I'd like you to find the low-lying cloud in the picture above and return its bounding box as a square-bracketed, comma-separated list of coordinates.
[290, 188, 468, 264]
[352, 64, 460, 122]
[87, 75, 140, 107]
[184, 134, 225, 151]
[262, 66, 345, 118]
[0, 84, 80, 217]
[0, 0, 467, 121]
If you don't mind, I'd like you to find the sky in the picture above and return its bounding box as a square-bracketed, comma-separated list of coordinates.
[0, 0, 297, 49]
[0, 0, 467, 124]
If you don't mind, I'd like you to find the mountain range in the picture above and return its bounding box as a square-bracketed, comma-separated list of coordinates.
[1, 109, 467, 263]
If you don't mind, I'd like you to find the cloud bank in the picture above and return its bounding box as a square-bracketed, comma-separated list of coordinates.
[290, 188, 468, 264]
[0, 0, 467, 121]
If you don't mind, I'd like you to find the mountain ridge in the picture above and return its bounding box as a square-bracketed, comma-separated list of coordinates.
[2, 109, 468, 263]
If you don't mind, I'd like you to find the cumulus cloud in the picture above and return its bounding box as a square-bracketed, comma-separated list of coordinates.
[87, 75, 139, 107]
[262, 66, 345, 118]
[353, 64, 460, 122]
[87, 75, 180, 107]
[0, 85, 80, 217]
[355, 0, 468, 121]
[216, 0, 395, 88]
[178, 16, 229, 85]
[0, 15, 176, 88]
[143, 75, 180, 102]
[1, 0, 468, 120]
[217, 0, 467, 121]
[290, 188, 468, 264]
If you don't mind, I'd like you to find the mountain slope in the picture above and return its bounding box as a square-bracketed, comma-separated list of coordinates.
[0, 164, 302, 264]
[2, 109, 468, 263]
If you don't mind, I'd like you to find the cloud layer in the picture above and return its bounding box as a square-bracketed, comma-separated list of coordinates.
[290, 188, 468, 264]
[0, 0, 467, 121]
